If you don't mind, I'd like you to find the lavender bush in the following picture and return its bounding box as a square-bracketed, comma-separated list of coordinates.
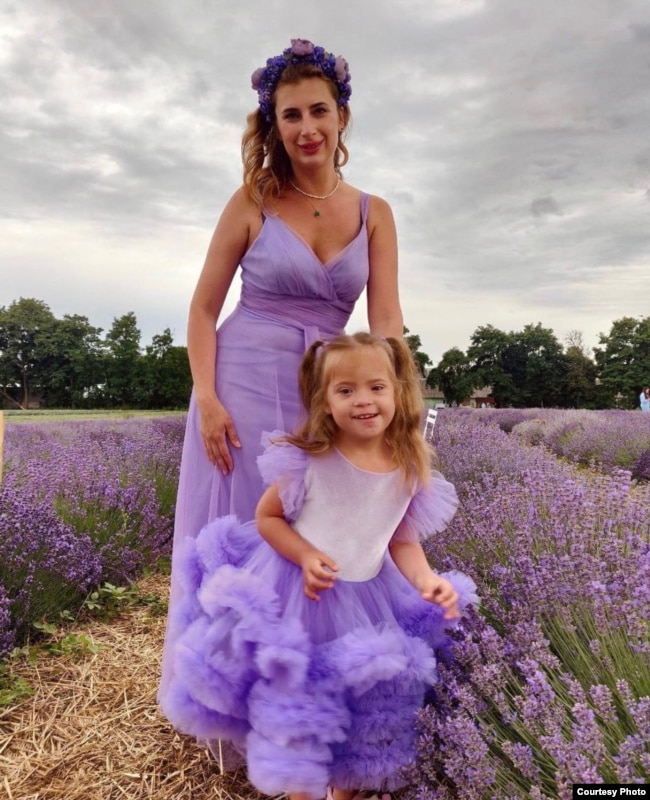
[408, 410, 650, 797]
[632, 448, 650, 482]
[474, 408, 544, 433]
[0, 484, 101, 650]
[480, 407, 650, 477]
[529, 410, 650, 473]
[0, 416, 185, 656]
[0, 583, 14, 659]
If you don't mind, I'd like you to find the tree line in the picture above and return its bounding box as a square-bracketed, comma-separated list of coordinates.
[427, 319, 650, 409]
[0, 298, 192, 409]
[2, 299, 649, 410]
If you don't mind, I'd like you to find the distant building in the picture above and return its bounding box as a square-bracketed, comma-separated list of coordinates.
[421, 380, 495, 409]
[466, 387, 495, 408]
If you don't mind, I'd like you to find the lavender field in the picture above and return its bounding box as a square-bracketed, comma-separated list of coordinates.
[475, 407, 650, 478]
[0, 415, 185, 655]
[1, 410, 649, 797]
[416, 409, 650, 797]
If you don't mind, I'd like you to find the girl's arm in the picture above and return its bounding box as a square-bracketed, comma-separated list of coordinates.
[256, 484, 339, 601]
[188, 187, 258, 474]
[366, 195, 404, 338]
[389, 540, 460, 620]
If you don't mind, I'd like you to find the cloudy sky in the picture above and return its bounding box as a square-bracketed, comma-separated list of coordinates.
[2, 0, 649, 365]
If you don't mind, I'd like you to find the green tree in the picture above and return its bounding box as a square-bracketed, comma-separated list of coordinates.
[428, 347, 475, 406]
[403, 327, 432, 377]
[467, 323, 570, 408]
[0, 298, 57, 407]
[467, 325, 518, 407]
[38, 315, 105, 407]
[103, 312, 143, 407]
[562, 345, 599, 408]
[142, 328, 192, 408]
[515, 323, 567, 407]
[594, 316, 650, 408]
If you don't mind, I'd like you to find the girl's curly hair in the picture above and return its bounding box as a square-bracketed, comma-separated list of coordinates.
[285, 332, 435, 491]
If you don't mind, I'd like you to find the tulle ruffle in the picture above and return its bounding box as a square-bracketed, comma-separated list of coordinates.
[257, 431, 308, 521]
[161, 514, 478, 798]
[392, 469, 459, 544]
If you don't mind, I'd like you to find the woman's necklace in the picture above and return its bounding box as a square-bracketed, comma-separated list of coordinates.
[290, 176, 341, 217]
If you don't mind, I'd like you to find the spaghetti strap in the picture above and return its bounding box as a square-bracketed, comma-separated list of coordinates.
[360, 192, 370, 223]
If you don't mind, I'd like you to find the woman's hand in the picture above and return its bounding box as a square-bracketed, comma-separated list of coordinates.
[300, 550, 339, 601]
[197, 395, 241, 474]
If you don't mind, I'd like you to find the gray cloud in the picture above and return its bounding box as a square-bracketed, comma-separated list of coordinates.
[531, 196, 562, 217]
[2, 0, 650, 364]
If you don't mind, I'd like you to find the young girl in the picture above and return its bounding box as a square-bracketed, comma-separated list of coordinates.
[161, 333, 478, 800]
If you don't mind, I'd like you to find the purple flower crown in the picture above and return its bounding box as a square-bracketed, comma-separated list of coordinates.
[251, 38, 351, 121]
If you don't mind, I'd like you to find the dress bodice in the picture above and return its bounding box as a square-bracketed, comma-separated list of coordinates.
[237, 193, 370, 336]
[257, 437, 460, 583]
[295, 449, 411, 581]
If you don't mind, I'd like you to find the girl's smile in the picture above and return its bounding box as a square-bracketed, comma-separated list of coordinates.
[325, 349, 396, 445]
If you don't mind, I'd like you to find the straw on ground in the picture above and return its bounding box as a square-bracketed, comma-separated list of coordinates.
[0, 573, 274, 800]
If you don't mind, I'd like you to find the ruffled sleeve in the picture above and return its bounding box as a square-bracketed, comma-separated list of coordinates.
[256, 431, 309, 522]
[391, 470, 459, 544]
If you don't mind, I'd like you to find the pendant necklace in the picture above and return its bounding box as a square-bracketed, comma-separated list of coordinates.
[290, 176, 341, 217]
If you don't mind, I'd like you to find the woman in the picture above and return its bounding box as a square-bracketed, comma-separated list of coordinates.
[641, 387, 650, 412]
[158, 39, 403, 722]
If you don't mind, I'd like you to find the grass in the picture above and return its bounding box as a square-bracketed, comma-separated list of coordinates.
[2, 409, 185, 425]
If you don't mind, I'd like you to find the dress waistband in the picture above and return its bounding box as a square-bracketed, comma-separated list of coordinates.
[239, 294, 351, 344]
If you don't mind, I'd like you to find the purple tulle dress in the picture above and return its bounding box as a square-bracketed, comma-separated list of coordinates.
[160, 437, 479, 799]
[159, 197, 371, 719]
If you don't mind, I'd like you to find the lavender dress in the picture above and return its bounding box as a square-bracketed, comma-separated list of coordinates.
[159, 196, 372, 710]
[160, 438, 478, 798]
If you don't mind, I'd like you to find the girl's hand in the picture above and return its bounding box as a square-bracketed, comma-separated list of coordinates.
[421, 574, 460, 620]
[300, 551, 339, 601]
[197, 396, 241, 475]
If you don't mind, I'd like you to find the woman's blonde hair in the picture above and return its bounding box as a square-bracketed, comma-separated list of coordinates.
[285, 332, 435, 490]
[242, 62, 351, 209]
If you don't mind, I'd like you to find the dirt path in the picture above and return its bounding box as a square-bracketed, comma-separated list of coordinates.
[0, 574, 272, 800]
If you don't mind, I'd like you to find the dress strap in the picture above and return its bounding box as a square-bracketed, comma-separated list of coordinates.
[360, 191, 370, 224]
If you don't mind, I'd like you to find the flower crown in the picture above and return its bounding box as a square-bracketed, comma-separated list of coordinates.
[251, 38, 351, 122]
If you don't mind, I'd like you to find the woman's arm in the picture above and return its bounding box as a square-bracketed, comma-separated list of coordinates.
[188, 187, 258, 473]
[389, 539, 460, 620]
[256, 484, 339, 601]
[366, 195, 404, 338]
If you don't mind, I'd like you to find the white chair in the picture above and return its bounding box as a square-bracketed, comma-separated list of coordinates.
[423, 408, 438, 442]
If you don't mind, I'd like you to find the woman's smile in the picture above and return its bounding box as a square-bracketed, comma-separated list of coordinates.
[299, 140, 324, 154]
[274, 78, 343, 169]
